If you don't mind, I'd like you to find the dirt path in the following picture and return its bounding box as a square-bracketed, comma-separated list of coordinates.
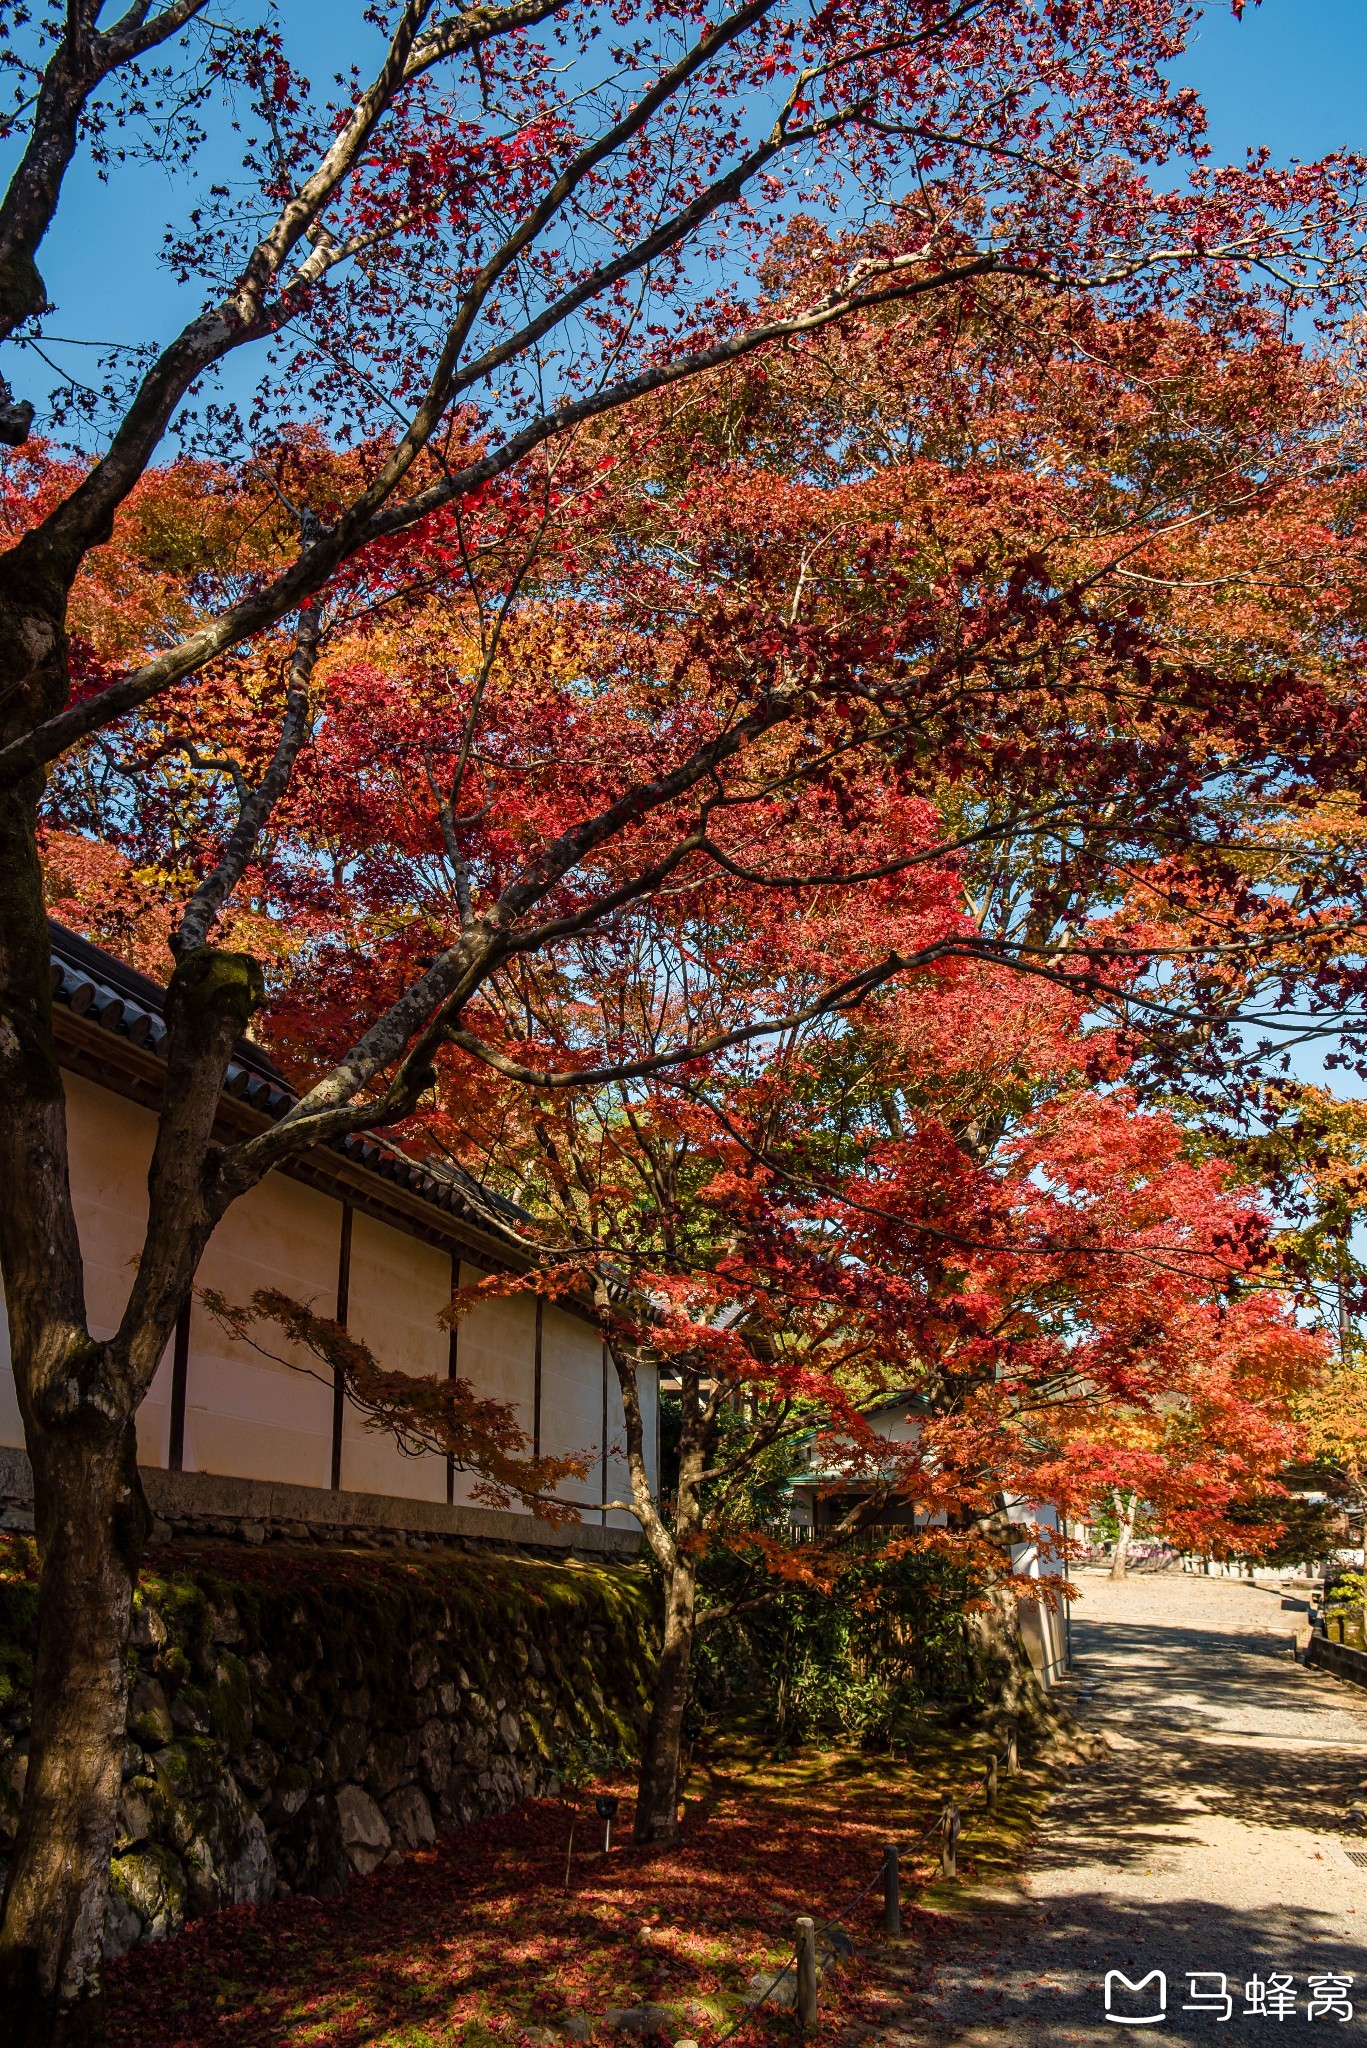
[879, 1570, 1367, 2044]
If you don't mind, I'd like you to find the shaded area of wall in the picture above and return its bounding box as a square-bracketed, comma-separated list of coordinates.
[0, 1070, 659, 1520]
[1018, 1592, 1069, 1685]
[0, 1537, 656, 1960]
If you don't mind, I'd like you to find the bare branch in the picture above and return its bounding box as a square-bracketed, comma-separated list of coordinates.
[173, 601, 322, 956]
[443, 949, 928, 1090]
[0, 0, 210, 348]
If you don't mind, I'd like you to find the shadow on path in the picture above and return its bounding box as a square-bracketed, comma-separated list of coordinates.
[878, 1574, 1367, 2045]
[887, 1892, 1367, 2046]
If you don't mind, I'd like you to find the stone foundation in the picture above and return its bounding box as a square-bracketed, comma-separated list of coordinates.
[0, 1536, 655, 1960]
[0, 1446, 641, 1557]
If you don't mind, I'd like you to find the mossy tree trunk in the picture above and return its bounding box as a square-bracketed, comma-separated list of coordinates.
[614, 1339, 710, 1851]
[0, 1425, 147, 2046]
[632, 1550, 698, 1846]
[0, 662, 268, 2037]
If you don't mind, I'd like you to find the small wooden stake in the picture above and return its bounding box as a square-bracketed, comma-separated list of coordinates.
[883, 1842, 900, 1935]
[940, 1799, 961, 1881]
[985, 1753, 998, 1813]
[1005, 1722, 1019, 1774]
[796, 1916, 818, 2029]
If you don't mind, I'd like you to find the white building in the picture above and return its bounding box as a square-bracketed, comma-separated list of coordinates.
[0, 924, 656, 1556]
[787, 1389, 1069, 1685]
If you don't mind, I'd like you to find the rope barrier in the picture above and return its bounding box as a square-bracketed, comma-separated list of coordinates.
[704, 1727, 1022, 2040]
[814, 1855, 896, 1932]
[707, 1952, 800, 2046]
[632, 1720, 1022, 2048]
[891, 1734, 1015, 1858]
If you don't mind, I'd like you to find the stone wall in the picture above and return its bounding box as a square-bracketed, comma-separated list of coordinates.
[1306, 1631, 1367, 1689]
[0, 1535, 656, 1961]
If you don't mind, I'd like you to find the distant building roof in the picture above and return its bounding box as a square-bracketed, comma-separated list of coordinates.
[782, 1389, 930, 1490]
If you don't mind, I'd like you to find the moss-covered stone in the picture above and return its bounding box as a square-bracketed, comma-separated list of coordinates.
[207, 1651, 252, 1752]
[127, 1674, 174, 1748]
[0, 1534, 657, 1958]
[115, 1773, 164, 1851]
[110, 1842, 186, 1942]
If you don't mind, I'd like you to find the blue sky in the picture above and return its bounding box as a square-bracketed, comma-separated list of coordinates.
[1176, 1, 1367, 162]
[18, 0, 1367, 380]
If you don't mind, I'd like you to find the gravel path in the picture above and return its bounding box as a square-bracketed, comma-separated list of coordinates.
[879, 1570, 1367, 2044]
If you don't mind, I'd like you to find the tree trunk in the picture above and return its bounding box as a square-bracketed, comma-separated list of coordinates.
[1110, 1492, 1138, 1580]
[609, 1336, 710, 1854]
[0, 721, 261, 2037]
[632, 1550, 697, 1848]
[0, 1417, 148, 2045]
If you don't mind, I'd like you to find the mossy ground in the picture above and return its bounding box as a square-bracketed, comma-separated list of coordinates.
[101, 1723, 1055, 2048]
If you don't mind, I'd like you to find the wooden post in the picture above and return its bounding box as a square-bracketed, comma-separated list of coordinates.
[795, 1917, 818, 2029]
[1005, 1722, 1019, 1774]
[883, 1842, 900, 1935]
[331, 1201, 352, 1492]
[446, 1250, 461, 1506]
[940, 1799, 960, 1880]
[985, 1753, 998, 1813]
[533, 1293, 544, 1456]
[167, 1296, 191, 1474]
[600, 1340, 610, 1527]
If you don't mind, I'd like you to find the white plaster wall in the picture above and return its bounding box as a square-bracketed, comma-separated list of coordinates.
[870, 1407, 924, 1447]
[341, 1209, 450, 1503]
[447, 1261, 537, 1514]
[183, 1170, 340, 1488]
[538, 1303, 604, 1515]
[0, 1073, 176, 1462]
[523, 1317, 658, 1533]
[603, 1352, 635, 1530]
[1007, 1498, 1064, 1576]
[1006, 1499, 1067, 1683]
[639, 1359, 659, 1523]
[1, 1067, 658, 1526]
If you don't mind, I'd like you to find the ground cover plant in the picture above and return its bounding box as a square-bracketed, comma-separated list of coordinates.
[96, 1728, 1050, 2048]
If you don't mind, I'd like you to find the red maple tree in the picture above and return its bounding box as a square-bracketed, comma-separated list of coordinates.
[3, 4, 1367, 2031]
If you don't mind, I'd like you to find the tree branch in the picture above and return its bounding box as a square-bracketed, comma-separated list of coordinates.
[0, 226, 1253, 784]
[443, 951, 923, 1090]
[0, 0, 210, 351]
[173, 599, 322, 957]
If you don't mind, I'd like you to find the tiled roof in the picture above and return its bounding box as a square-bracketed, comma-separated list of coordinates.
[48, 920, 531, 1259]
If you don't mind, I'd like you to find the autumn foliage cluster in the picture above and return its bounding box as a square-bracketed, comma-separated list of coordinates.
[29, 275, 1363, 1575]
